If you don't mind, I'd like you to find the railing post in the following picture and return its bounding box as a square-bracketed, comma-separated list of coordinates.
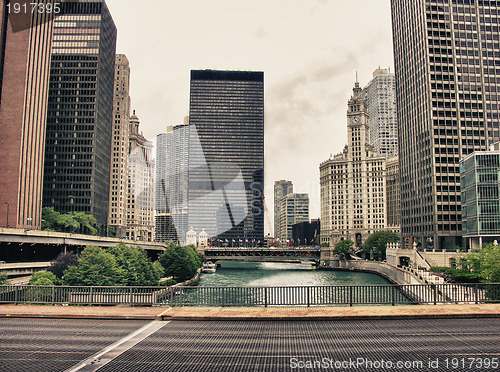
[474, 284, 479, 304]
[130, 287, 133, 306]
[90, 286, 94, 305]
[52, 286, 55, 305]
[221, 288, 225, 307]
[391, 285, 395, 306]
[433, 284, 437, 305]
[264, 287, 268, 308]
[15, 286, 19, 304]
[170, 287, 174, 307]
[349, 286, 353, 307]
[307, 286, 310, 307]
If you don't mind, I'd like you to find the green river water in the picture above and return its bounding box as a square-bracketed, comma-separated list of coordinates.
[197, 261, 392, 287]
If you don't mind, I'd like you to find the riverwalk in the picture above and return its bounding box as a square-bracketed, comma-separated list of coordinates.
[1, 303, 498, 321]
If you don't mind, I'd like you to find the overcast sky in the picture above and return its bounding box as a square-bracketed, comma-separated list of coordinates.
[105, 0, 395, 235]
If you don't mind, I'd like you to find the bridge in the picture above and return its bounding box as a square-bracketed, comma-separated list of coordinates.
[200, 246, 321, 263]
[0, 228, 167, 263]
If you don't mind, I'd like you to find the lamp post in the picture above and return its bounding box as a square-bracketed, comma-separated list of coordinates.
[68, 195, 76, 234]
[4, 202, 9, 228]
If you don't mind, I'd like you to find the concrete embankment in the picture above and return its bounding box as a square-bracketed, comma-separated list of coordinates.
[323, 260, 422, 285]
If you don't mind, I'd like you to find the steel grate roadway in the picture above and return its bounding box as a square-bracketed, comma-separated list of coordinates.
[0, 318, 147, 372]
[98, 318, 500, 372]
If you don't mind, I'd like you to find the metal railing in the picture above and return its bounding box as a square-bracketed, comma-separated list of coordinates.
[0, 283, 498, 307]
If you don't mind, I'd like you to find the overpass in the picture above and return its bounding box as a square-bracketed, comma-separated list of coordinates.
[200, 246, 321, 263]
[0, 228, 167, 263]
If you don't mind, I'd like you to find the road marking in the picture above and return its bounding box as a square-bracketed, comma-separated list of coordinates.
[65, 321, 168, 372]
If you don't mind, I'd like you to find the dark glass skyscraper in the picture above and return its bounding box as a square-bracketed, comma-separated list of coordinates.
[188, 70, 264, 245]
[43, 0, 117, 226]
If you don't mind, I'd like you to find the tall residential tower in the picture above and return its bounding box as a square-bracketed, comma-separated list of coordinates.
[363, 68, 398, 158]
[391, 0, 500, 249]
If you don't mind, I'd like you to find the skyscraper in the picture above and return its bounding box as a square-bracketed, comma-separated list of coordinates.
[320, 81, 387, 247]
[391, 1, 500, 250]
[126, 112, 154, 241]
[188, 70, 264, 244]
[279, 193, 309, 242]
[155, 118, 190, 243]
[274, 180, 293, 239]
[0, 1, 55, 230]
[363, 68, 398, 157]
[43, 0, 117, 226]
[109, 54, 131, 238]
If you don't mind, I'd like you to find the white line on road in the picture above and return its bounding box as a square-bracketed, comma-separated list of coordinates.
[65, 321, 169, 372]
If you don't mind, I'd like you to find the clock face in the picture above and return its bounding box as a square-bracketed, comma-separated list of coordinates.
[352, 116, 359, 124]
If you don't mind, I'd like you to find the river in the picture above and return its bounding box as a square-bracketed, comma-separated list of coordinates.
[197, 261, 392, 287]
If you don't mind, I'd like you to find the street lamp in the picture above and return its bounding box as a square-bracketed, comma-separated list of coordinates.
[68, 195, 76, 234]
[4, 202, 9, 228]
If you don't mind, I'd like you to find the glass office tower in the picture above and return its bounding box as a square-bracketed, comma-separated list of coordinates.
[391, 0, 500, 250]
[43, 0, 117, 226]
[188, 70, 264, 245]
[460, 150, 500, 249]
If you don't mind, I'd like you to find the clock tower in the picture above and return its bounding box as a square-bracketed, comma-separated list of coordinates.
[320, 77, 387, 248]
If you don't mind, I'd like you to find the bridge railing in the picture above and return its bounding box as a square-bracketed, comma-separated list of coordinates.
[0, 283, 499, 307]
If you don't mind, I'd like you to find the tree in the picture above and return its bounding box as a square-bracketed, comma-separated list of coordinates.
[362, 231, 400, 261]
[29, 271, 60, 286]
[159, 244, 202, 282]
[108, 243, 160, 286]
[0, 273, 8, 285]
[62, 245, 125, 286]
[48, 252, 79, 279]
[73, 212, 97, 235]
[333, 239, 354, 260]
[461, 243, 500, 283]
[41, 207, 97, 235]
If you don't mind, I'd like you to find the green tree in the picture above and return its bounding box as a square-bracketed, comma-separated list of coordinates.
[0, 273, 8, 285]
[41, 207, 97, 235]
[153, 260, 165, 279]
[362, 231, 400, 261]
[63, 245, 125, 286]
[29, 271, 60, 286]
[159, 244, 202, 282]
[333, 239, 354, 260]
[461, 243, 500, 283]
[108, 243, 160, 286]
[73, 212, 97, 235]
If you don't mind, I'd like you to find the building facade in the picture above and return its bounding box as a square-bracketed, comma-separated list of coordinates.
[273, 180, 293, 239]
[155, 118, 190, 243]
[0, 1, 54, 230]
[391, 0, 500, 250]
[386, 155, 401, 231]
[279, 193, 309, 242]
[43, 0, 117, 226]
[460, 150, 500, 249]
[188, 70, 264, 244]
[292, 219, 320, 247]
[126, 112, 154, 241]
[108, 54, 130, 238]
[363, 68, 398, 157]
[320, 81, 387, 247]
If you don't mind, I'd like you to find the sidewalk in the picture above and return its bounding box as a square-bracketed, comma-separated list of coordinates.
[0, 303, 499, 321]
